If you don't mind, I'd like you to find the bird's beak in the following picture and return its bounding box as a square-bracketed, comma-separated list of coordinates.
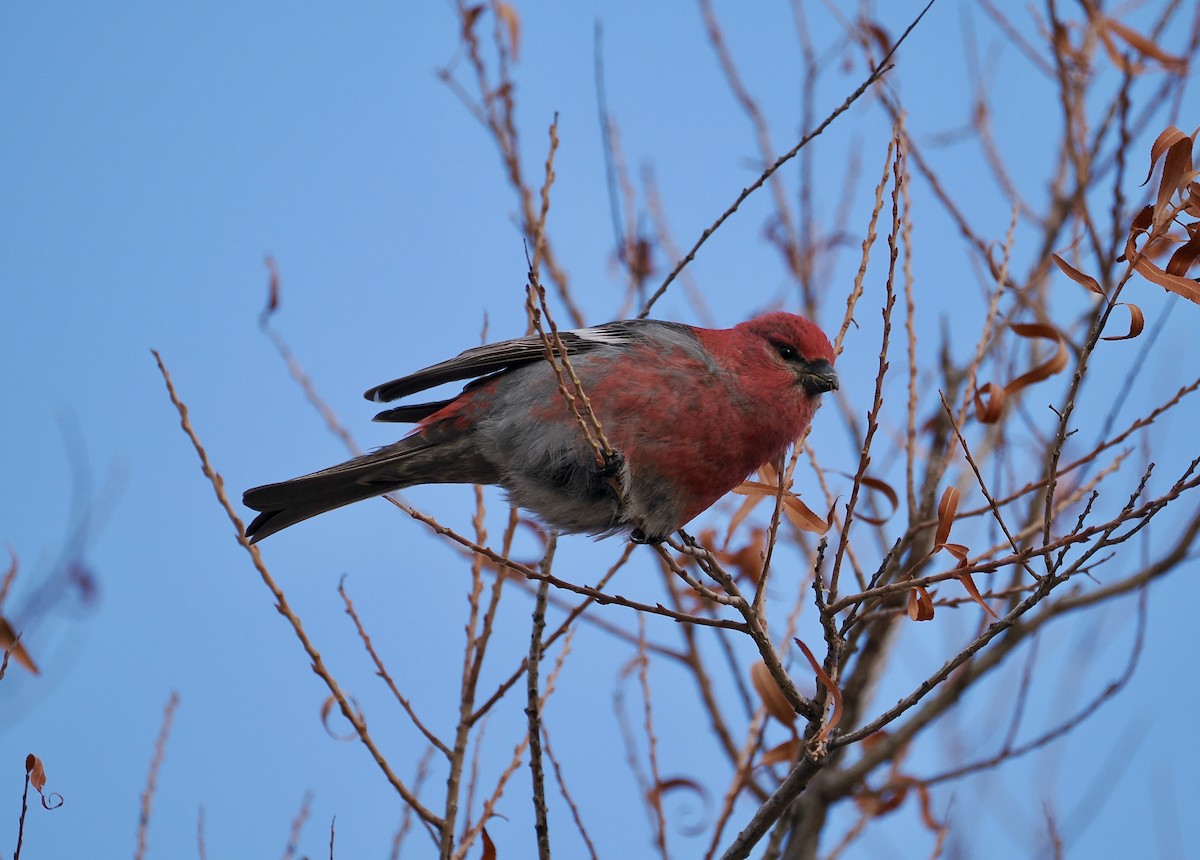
[801, 360, 839, 395]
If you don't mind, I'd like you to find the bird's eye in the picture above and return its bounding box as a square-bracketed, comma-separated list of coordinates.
[774, 343, 800, 361]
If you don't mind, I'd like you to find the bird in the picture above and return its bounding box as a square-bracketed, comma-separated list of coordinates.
[243, 311, 837, 544]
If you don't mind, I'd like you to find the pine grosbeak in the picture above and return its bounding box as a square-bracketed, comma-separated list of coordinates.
[244, 311, 837, 543]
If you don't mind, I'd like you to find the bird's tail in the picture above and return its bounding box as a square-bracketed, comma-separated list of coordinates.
[242, 435, 493, 542]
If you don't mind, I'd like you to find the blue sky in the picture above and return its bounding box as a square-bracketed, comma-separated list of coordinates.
[2, 2, 1197, 858]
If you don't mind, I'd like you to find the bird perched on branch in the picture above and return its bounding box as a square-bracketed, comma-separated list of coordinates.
[243, 311, 837, 544]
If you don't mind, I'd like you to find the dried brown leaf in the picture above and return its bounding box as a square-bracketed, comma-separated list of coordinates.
[319, 695, 358, 741]
[938, 543, 970, 565]
[24, 754, 61, 809]
[1130, 250, 1200, 303]
[731, 480, 777, 498]
[1096, 22, 1144, 75]
[759, 738, 800, 767]
[494, 1, 521, 61]
[860, 20, 892, 61]
[974, 323, 1068, 423]
[649, 776, 711, 835]
[1125, 193, 1200, 303]
[782, 495, 831, 534]
[1156, 133, 1195, 228]
[973, 381, 1006, 424]
[934, 486, 958, 547]
[1099, 16, 1187, 72]
[856, 476, 899, 525]
[956, 572, 999, 619]
[1006, 323, 1070, 391]
[724, 490, 765, 547]
[907, 585, 935, 621]
[702, 528, 768, 587]
[751, 661, 796, 726]
[915, 781, 947, 838]
[731, 480, 830, 534]
[1140, 127, 1191, 186]
[1101, 303, 1145, 341]
[855, 779, 909, 817]
[794, 637, 842, 745]
[26, 754, 45, 793]
[1052, 253, 1103, 295]
[1185, 182, 1200, 217]
[1166, 232, 1200, 277]
[0, 616, 38, 675]
[481, 826, 496, 860]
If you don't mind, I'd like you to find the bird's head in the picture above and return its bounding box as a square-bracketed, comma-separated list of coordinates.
[741, 312, 839, 396]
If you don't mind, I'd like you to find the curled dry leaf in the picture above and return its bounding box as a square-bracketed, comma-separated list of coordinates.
[1141, 127, 1192, 186]
[493, 1, 521, 61]
[0, 616, 38, 675]
[481, 826, 496, 860]
[907, 585, 935, 621]
[680, 529, 769, 588]
[1152, 130, 1195, 229]
[861, 20, 892, 62]
[750, 661, 796, 726]
[26, 753, 45, 793]
[932, 487, 996, 617]
[914, 781, 946, 835]
[1096, 14, 1187, 74]
[934, 486, 958, 548]
[974, 323, 1069, 423]
[319, 694, 360, 741]
[731, 480, 830, 534]
[725, 487, 766, 546]
[1125, 204, 1200, 304]
[939, 543, 969, 565]
[932, 484, 967, 565]
[24, 754, 62, 810]
[782, 495, 832, 534]
[1103, 302, 1145, 341]
[758, 463, 829, 528]
[794, 637, 842, 746]
[759, 738, 800, 767]
[1167, 230, 1200, 277]
[1054, 240, 1147, 338]
[856, 476, 899, 525]
[957, 572, 999, 619]
[1052, 253, 1102, 295]
[649, 777, 712, 836]
[1124, 128, 1200, 303]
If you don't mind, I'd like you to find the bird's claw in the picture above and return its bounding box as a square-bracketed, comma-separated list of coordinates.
[599, 449, 625, 478]
[630, 527, 666, 545]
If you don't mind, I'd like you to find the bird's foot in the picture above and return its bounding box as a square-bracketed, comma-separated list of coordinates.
[630, 528, 666, 545]
[599, 449, 625, 479]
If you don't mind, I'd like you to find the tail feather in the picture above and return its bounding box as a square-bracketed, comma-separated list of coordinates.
[243, 435, 496, 542]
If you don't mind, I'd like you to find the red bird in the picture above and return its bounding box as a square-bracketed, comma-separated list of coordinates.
[243, 312, 837, 543]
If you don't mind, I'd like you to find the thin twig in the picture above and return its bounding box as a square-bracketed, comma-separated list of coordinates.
[134, 692, 180, 860]
[151, 352, 442, 831]
[638, 0, 937, 318]
[526, 538, 555, 860]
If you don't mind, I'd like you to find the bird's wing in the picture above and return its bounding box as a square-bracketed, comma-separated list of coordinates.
[363, 322, 644, 404]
